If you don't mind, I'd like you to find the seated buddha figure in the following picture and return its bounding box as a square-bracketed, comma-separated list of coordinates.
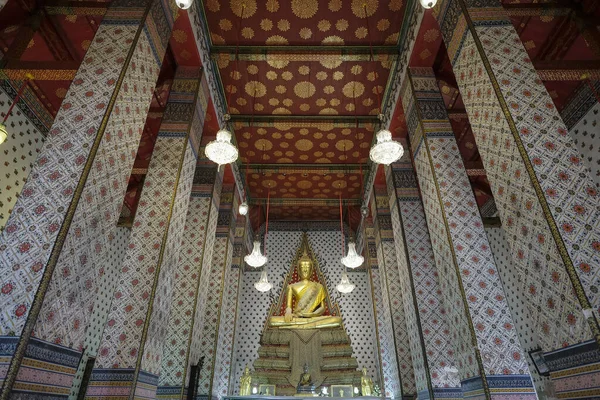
[269, 252, 341, 329]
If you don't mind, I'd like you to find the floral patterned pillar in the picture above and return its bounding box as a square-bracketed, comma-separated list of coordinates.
[385, 156, 463, 400]
[400, 67, 535, 399]
[365, 213, 404, 399]
[435, 0, 600, 395]
[211, 192, 247, 399]
[0, 0, 174, 398]
[195, 183, 236, 400]
[371, 185, 415, 399]
[87, 68, 207, 399]
[156, 158, 223, 399]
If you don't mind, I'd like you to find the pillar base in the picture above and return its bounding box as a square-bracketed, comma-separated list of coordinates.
[87, 368, 158, 400]
[544, 340, 600, 399]
[461, 375, 536, 400]
[0, 336, 81, 399]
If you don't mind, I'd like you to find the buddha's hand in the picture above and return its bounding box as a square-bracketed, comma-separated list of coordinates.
[284, 307, 293, 322]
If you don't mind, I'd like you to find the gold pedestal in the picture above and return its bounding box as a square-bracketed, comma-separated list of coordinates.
[252, 328, 361, 396]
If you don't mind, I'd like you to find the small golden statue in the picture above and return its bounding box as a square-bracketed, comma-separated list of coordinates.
[269, 251, 341, 329]
[239, 365, 252, 396]
[361, 367, 374, 396]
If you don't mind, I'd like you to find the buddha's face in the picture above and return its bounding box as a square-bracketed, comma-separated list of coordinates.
[298, 260, 312, 280]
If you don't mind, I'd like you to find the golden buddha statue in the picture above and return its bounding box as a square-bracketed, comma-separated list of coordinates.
[269, 252, 341, 329]
[239, 365, 252, 396]
[361, 367, 374, 396]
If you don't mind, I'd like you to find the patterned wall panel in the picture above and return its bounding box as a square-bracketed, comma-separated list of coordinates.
[401, 68, 534, 398]
[485, 227, 551, 398]
[195, 184, 235, 398]
[0, 88, 45, 232]
[230, 228, 379, 396]
[69, 226, 131, 400]
[372, 189, 414, 398]
[88, 68, 202, 399]
[569, 101, 600, 189]
[386, 163, 462, 400]
[450, 26, 593, 352]
[0, 2, 174, 393]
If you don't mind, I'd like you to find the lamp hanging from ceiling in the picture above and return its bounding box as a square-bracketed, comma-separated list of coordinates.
[361, 4, 404, 165]
[341, 242, 364, 269]
[239, 201, 249, 216]
[0, 74, 33, 146]
[175, 0, 192, 9]
[253, 186, 272, 291]
[244, 240, 267, 268]
[205, 128, 238, 166]
[336, 187, 355, 293]
[419, 0, 438, 8]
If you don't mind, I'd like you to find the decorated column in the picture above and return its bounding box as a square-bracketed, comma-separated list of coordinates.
[195, 183, 236, 400]
[400, 67, 535, 399]
[364, 214, 404, 399]
[435, 0, 600, 395]
[0, 1, 174, 398]
[87, 67, 206, 399]
[385, 155, 463, 400]
[371, 185, 416, 399]
[156, 161, 223, 399]
[211, 192, 248, 398]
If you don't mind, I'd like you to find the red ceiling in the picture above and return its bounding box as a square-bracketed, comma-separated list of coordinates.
[204, 0, 406, 46]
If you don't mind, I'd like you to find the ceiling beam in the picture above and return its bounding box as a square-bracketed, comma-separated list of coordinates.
[229, 114, 380, 123]
[251, 198, 362, 206]
[533, 60, 600, 81]
[211, 45, 399, 60]
[241, 163, 367, 174]
[43, 0, 109, 15]
[0, 60, 79, 80]
[503, 3, 572, 17]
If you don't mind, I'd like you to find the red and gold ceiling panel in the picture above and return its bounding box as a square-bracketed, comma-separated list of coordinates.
[219, 60, 389, 116]
[409, 11, 442, 68]
[204, 0, 405, 46]
[247, 171, 364, 200]
[169, 11, 201, 67]
[234, 122, 374, 164]
[266, 205, 351, 221]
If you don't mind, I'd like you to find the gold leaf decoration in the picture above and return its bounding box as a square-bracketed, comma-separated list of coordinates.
[424, 28, 439, 43]
[206, 0, 219, 12]
[260, 18, 273, 31]
[266, 35, 288, 45]
[342, 81, 365, 98]
[245, 81, 267, 97]
[266, 0, 279, 12]
[328, 0, 342, 11]
[173, 29, 187, 43]
[241, 27, 254, 39]
[291, 0, 319, 19]
[377, 19, 390, 31]
[322, 35, 344, 45]
[336, 19, 349, 31]
[299, 27, 313, 39]
[352, 0, 378, 17]
[230, 0, 257, 18]
[219, 19, 232, 31]
[318, 20, 332, 32]
[295, 139, 313, 151]
[278, 19, 290, 31]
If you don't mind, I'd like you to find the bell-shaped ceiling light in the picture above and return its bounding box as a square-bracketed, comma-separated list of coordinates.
[419, 0, 437, 8]
[0, 123, 7, 145]
[336, 270, 355, 294]
[205, 129, 238, 166]
[341, 242, 364, 269]
[238, 201, 249, 216]
[176, 0, 193, 9]
[254, 268, 273, 292]
[369, 129, 404, 165]
[244, 240, 267, 268]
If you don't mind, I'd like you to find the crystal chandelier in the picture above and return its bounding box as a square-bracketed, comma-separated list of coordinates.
[336, 270, 355, 294]
[254, 268, 273, 292]
[205, 129, 239, 166]
[0, 123, 7, 145]
[369, 129, 404, 165]
[175, 0, 192, 9]
[244, 240, 267, 268]
[419, 0, 437, 8]
[239, 201, 249, 216]
[341, 242, 364, 269]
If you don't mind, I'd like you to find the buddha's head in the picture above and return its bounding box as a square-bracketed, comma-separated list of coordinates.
[298, 252, 313, 280]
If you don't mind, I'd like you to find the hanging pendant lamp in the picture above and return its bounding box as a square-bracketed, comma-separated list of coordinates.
[239, 201, 249, 216]
[369, 128, 404, 165]
[254, 268, 273, 292]
[205, 128, 239, 166]
[336, 270, 355, 294]
[175, 0, 193, 9]
[419, 0, 438, 8]
[341, 242, 364, 269]
[244, 240, 267, 267]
